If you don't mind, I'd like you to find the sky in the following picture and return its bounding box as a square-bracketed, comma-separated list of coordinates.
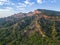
[0, 0, 60, 18]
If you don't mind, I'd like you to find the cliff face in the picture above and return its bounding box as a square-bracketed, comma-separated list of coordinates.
[33, 9, 60, 21]
[0, 9, 60, 45]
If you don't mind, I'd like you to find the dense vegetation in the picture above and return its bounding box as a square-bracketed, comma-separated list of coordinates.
[0, 9, 60, 45]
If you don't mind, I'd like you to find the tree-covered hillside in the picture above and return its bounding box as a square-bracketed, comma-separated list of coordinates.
[0, 9, 60, 45]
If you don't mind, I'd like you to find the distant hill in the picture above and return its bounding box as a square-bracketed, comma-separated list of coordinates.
[0, 9, 60, 45]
